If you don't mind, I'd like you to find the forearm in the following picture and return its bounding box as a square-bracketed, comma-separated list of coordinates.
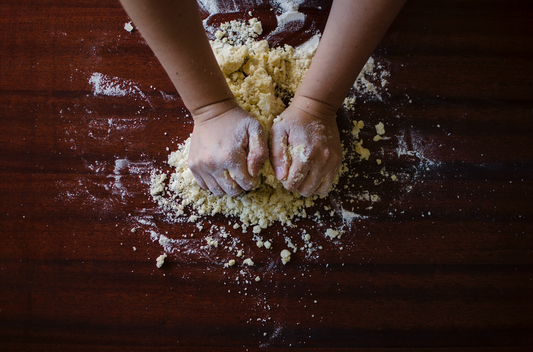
[119, 0, 235, 119]
[295, 0, 406, 114]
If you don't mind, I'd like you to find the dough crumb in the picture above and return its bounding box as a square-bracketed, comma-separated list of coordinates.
[243, 258, 255, 266]
[124, 21, 134, 32]
[156, 253, 167, 268]
[224, 259, 236, 268]
[325, 228, 342, 239]
[354, 140, 370, 160]
[280, 249, 292, 265]
[289, 144, 308, 163]
[205, 236, 218, 248]
[375, 122, 385, 135]
[351, 120, 365, 139]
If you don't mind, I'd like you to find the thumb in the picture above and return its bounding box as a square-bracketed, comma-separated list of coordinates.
[270, 124, 290, 181]
[246, 127, 268, 178]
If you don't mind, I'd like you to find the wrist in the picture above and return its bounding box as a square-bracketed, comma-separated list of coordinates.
[289, 95, 338, 122]
[191, 97, 240, 125]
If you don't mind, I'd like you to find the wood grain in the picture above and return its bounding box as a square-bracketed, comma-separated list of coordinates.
[1, 0, 532, 350]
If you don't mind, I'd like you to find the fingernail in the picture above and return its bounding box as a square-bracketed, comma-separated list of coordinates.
[275, 167, 285, 180]
[250, 165, 258, 178]
[251, 177, 259, 190]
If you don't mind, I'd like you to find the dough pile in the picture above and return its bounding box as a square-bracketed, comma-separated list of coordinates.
[151, 19, 323, 231]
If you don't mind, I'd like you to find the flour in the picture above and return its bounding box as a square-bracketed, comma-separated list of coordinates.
[88, 72, 152, 109]
[343, 56, 390, 106]
[89, 72, 134, 97]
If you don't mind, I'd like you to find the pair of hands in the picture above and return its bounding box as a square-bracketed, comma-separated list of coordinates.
[188, 98, 342, 198]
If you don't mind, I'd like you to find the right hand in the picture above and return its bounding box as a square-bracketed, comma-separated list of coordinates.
[188, 101, 268, 197]
[269, 96, 342, 197]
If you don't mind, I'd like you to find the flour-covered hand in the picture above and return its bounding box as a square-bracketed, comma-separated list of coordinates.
[189, 102, 268, 197]
[270, 96, 342, 197]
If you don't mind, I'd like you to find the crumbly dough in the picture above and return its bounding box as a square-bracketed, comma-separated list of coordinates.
[150, 19, 389, 247]
[151, 19, 322, 229]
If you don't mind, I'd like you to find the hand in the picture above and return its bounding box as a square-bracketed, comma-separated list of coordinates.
[188, 101, 268, 197]
[270, 96, 342, 197]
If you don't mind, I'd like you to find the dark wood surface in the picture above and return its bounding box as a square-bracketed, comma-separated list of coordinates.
[1, 0, 533, 350]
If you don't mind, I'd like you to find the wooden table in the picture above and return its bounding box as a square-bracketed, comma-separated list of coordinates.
[1, 0, 532, 350]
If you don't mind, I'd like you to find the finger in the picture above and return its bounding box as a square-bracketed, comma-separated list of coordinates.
[284, 162, 309, 192]
[283, 143, 311, 192]
[315, 158, 341, 196]
[216, 170, 243, 197]
[227, 163, 255, 192]
[314, 171, 336, 196]
[296, 168, 324, 197]
[188, 158, 211, 191]
[203, 173, 225, 197]
[189, 167, 208, 191]
[247, 128, 268, 179]
[270, 124, 289, 181]
[226, 144, 256, 192]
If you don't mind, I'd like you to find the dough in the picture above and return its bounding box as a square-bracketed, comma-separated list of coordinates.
[151, 20, 322, 230]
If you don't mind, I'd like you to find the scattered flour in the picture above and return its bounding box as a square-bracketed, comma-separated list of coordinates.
[343, 56, 390, 107]
[88, 72, 152, 108]
[89, 72, 134, 97]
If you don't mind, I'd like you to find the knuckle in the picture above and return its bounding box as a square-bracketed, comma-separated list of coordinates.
[322, 148, 330, 160]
